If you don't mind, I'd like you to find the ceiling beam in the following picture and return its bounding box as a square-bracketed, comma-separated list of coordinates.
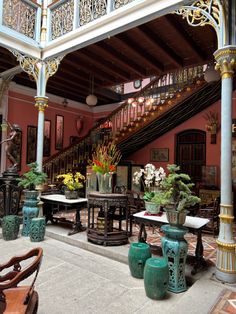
[94, 41, 147, 77]
[114, 34, 164, 73]
[66, 54, 116, 85]
[137, 24, 183, 67]
[163, 15, 207, 62]
[78, 49, 131, 81]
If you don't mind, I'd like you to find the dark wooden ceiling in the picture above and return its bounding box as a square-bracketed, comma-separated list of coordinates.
[0, 13, 217, 106]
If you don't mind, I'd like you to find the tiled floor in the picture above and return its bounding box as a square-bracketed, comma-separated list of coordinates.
[209, 289, 236, 313]
[55, 208, 218, 265]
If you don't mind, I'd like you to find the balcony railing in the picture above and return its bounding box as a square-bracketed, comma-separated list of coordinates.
[2, 0, 40, 41]
[0, 0, 136, 42]
[49, 0, 136, 40]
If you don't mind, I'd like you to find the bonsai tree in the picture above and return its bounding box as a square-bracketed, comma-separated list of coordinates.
[159, 164, 201, 212]
[17, 162, 47, 190]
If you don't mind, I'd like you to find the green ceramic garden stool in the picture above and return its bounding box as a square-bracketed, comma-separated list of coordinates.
[22, 191, 39, 236]
[128, 242, 151, 279]
[161, 224, 188, 293]
[30, 217, 46, 242]
[2, 215, 20, 241]
[144, 257, 169, 300]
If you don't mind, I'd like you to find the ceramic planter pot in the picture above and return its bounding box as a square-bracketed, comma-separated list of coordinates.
[144, 201, 160, 214]
[165, 208, 189, 226]
[64, 189, 79, 199]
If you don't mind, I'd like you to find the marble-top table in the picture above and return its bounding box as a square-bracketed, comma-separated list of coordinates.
[41, 194, 87, 235]
[133, 211, 209, 274]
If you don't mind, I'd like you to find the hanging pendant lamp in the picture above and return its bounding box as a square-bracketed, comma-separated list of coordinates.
[86, 74, 97, 106]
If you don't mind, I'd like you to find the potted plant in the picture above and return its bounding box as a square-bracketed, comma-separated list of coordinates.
[18, 162, 48, 192]
[133, 164, 166, 214]
[90, 141, 122, 193]
[159, 164, 201, 226]
[17, 162, 48, 236]
[57, 171, 85, 199]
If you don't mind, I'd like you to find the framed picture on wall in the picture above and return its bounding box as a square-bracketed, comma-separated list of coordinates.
[150, 148, 169, 162]
[43, 120, 51, 157]
[27, 126, 37, 164]
[11, 129, 22, 171]
[55, 115, 64, 150]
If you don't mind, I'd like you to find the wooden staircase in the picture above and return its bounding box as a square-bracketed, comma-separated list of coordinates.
[43, 65, 221, 183]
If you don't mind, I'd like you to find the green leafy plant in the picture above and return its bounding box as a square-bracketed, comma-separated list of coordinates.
[17, 162, 47, 190]
[159, 164, 201, 212]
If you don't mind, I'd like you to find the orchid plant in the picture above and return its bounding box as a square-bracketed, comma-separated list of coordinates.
[133, 163, 166, 203]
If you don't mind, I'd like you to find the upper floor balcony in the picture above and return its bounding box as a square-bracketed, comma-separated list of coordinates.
[0, 0, 189, 58]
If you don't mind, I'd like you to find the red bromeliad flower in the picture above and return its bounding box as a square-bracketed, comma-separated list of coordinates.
[90, 142, 122, 174]
[94, 160, 104, 169]
[109, 165, 116, 172]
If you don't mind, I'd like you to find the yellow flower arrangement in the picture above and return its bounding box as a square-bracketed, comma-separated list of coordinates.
[90, 141, 122, 174]
[57, 172, 85, 191]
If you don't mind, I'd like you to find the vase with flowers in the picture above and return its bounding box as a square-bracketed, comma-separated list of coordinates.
[57, 171, 85, 199]
[133, 163, 166, 214]
[90, 141, 122, 193]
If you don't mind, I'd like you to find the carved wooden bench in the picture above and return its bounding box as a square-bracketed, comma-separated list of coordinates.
[0, 247, 43, 313]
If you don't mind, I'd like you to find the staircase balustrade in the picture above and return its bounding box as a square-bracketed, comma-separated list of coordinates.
[43, 65, 206, 183]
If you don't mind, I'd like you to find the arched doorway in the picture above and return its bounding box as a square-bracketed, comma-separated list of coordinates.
[176, 129, 206, 184]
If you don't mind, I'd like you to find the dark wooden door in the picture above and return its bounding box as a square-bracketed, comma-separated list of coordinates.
[176, 130, 206, 183]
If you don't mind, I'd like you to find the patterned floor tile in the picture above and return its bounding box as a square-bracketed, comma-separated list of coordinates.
[56, 209, 229, 265]
[209, 289, 236, 313]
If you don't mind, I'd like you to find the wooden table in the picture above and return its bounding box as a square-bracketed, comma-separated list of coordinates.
[87, 192, 129, 246]
[41, 194, 87, 235]
[133, 211, 210, 274]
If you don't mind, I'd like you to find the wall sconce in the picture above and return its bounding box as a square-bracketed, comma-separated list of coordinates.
[62, 98, 68, 107]
[203, 111, 220, 144]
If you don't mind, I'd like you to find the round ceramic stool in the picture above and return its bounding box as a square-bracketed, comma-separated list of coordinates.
[30, 217, 46, 242]
[128, 242, 151, 279]
[144, 257, 169, 300]
[2, 215, 20, 241]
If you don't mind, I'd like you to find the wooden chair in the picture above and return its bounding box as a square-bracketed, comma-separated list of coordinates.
[198, 196, 220, 237]
[127, 191, 145, 236]
[0, 247, 43, 314]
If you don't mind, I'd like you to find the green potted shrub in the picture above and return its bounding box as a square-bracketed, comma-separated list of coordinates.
[17, 162, 47, 236]
[17, 162, 47, 192]
[159, 164, 201, 225]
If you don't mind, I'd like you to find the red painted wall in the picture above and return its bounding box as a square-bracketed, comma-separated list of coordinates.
[7, 90, 94, 173]
[6, 85, 236, 187]
[127, 97, 224, 186]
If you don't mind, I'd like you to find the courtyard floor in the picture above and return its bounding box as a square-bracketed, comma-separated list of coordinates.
[1, 220, 236, 314]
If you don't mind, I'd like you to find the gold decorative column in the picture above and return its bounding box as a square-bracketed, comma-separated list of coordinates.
[214, 46, 236, 283]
